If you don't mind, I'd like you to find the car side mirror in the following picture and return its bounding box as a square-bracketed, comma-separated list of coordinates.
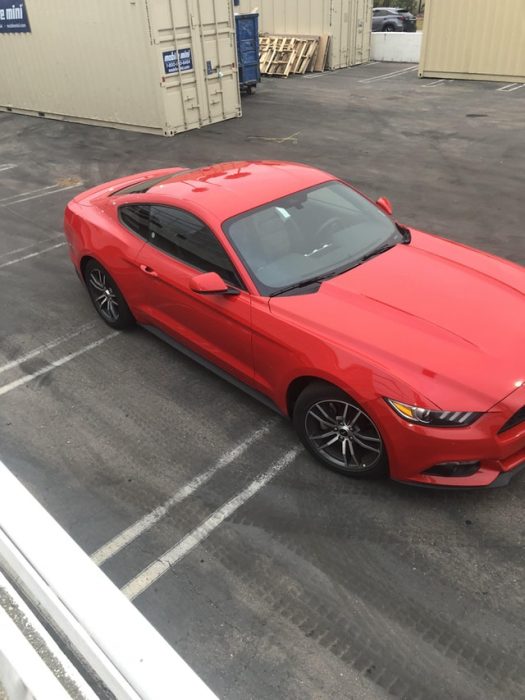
[189, 272, 239, 296]
[376, 197, 393, 217]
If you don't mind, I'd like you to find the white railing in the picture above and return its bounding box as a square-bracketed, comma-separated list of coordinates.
[0, 460, 218, 700]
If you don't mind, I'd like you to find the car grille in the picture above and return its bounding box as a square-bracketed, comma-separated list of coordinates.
[498, 406, 525, 434]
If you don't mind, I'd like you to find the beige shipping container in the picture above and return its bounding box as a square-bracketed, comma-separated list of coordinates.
[0, 0, 242, 135]
[420, 0, 525, 83]
[237, 0, 373, 69]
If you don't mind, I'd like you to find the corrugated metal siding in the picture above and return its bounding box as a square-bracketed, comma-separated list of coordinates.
[0, 1, 161, 128]
[149, 0, 241, 133]
[420, 0, 525, 83]
[0, 0, 241, 135]
[236, 0, 372, 69]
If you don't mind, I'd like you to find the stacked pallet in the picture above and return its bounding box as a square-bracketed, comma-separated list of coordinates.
[259, 34, 330, 77]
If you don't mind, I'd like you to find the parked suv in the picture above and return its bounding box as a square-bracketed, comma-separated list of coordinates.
[372, 7, 417, 32]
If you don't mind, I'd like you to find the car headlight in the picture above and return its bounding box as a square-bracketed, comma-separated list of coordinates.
[385, 399, 482, 427]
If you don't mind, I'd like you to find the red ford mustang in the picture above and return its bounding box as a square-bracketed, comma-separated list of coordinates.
[64, 161, 525, 488]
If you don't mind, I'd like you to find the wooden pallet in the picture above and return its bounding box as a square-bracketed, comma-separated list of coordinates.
[259, 34, 330, 77]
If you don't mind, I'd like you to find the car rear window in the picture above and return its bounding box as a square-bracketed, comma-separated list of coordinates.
[112, 170, 192, 196]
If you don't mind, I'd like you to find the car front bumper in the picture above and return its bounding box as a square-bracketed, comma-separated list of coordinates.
[365, 385, 525, 488]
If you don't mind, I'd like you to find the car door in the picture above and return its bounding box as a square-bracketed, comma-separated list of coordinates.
[134, 204, 254, 385]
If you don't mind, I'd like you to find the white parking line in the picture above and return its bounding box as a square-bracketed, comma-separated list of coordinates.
[303, 63, 378, 80]
[0, 163, 17, 172]
[0, 235, 64, 260]
[0, 322, 97, 375]
[92, 420, 276, 565]
[122, 448, 299, 601]
[422, 79, 447, 88]
[359, 65, 418, 84]
[496, 83, 525, 92]
[303, 72, 334, 80]
[0, 183, 82, 208]
[0, 184, 64, 203]
[0, 332, 118, 397]
[0, 242, 66, 269]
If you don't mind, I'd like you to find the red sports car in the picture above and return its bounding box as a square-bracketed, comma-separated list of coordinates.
[64, 161, 525, 488]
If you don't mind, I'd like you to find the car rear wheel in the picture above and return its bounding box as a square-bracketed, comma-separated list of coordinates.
[293, 382, 388, 479]
[384, 23, 396, 32]
[84, 260, 134, 330]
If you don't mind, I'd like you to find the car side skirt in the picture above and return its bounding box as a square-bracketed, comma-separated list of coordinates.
[142, 325, 284, 417]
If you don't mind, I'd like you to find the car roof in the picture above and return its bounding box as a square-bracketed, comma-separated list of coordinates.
[146, 160, 335, 222]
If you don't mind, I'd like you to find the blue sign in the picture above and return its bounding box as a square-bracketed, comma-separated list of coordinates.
[163, 48, 193, 75]
[0, 1, 31, 33]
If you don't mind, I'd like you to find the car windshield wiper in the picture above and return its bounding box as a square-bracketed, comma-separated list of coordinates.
[354, 227, 411, 265]
[396, 223, 412, 243]
[357, 241, 399, 265]
[270, 271, 338, 297]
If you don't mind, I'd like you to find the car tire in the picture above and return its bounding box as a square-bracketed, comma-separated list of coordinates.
[383, 23, 396, 32]
[84, 260, 135, 330]
[293, 382, 389, 479]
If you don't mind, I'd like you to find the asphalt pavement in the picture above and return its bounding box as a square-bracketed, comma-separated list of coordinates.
[1, 63, 524, 699]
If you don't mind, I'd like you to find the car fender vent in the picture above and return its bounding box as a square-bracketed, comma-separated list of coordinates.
[498, 406, 525, 434]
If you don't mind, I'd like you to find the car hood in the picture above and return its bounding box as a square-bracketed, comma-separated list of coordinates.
[268, 232, 525, 411]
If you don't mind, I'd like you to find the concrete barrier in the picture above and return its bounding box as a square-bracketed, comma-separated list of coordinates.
[371, 32, 422, 63]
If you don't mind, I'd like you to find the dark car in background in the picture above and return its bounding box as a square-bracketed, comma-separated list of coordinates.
[372, 7, 417, 32]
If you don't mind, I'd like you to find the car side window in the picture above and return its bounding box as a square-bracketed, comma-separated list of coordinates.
[119, 205, 151, 239]
[148, 205, 244, 289]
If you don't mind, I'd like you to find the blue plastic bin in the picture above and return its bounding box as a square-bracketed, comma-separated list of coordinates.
[235, 13, 260, 94]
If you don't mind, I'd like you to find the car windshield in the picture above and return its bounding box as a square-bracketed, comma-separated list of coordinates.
[222, 181, 402, 296]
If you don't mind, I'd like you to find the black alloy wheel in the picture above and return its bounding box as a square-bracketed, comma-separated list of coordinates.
[84, 260, 134, 330]
[293, 382, 389, 479]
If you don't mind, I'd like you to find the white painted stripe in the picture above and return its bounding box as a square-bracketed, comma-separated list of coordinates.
[359, 65, 418, 83]
[422, 79, 446, 88]
[303, 72, 333, 79]
[0, 571, 99, 700]
[0, 322, 96, 375]
[304, 63, 379, 80]
[0, 234, 63, 260]
[0, 183, 63, 203]
[0, 332, 118, 397]
[507, 83, 525, 92]
[0, 242, 66, 268]
[0, 183, 81, 207]
[122, 448, 299, 601]
[92, 421, 276, 565]
[0, 163, 17, 172]
[497, 83, 517, 92]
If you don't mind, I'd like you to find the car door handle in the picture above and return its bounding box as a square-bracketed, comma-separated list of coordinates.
[139, 265, 158, 278]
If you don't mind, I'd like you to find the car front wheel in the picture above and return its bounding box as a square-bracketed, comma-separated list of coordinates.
[293, 382, 388, 478]
[84, 260, 135, 330]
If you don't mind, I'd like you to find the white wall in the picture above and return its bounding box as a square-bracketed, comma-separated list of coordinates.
[371, 31, 422, 63]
